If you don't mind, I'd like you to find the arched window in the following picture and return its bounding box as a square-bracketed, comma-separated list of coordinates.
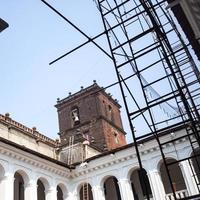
[79, 183, 93, 200]
[104, 176, 121, 200]
[14, 172, 24, 200]
[160, 158, 187, 194]
[57, 185, 63, 200]
[37, 179, 45, 200]
[71, 106, 80, 126]
[130, 168, 152, 200]
[114, 132, 119, 144]
[108, 105, 114, 122]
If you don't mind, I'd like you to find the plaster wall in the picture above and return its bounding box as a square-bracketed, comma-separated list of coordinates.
[0, 125, 198, 200]
[0, 122, 56, 158]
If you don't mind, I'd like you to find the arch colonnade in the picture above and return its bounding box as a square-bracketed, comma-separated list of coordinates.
[0, 148, 199, 200]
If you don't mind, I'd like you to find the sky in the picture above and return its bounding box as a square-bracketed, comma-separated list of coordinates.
[0, 0, 133, 142]
[1, 0, 199, 143]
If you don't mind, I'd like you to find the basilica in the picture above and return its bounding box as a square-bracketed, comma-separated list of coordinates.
[1, 0, 200, 199]
[0, 83, 199, 200]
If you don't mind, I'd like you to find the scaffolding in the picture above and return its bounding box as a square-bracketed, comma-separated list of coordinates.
[94, 0, 200, 199]
[41, 0, 200, 199]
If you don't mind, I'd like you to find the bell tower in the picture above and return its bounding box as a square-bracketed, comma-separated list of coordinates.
[55, 82, 126, 151]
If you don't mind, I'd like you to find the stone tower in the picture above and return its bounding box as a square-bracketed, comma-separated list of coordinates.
[55, 82, 126, 151]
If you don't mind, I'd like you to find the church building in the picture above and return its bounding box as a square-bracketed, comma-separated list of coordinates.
[0, 82, 199, 200]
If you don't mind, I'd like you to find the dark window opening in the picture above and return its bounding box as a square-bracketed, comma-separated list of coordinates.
[130, 168, 152, 200]
[71, 107, 80, 126]
[104, 176, 121, 200]
[57, 185, 63, 200]
[37, 179, 45, 200]
[14, 172, 24, 200]
[79, 183, 93, 200]
[160, 159, 186, 194]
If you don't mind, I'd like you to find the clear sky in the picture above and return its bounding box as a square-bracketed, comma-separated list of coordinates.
[0, 0, 133, 141]
[1, 0, 199, 143]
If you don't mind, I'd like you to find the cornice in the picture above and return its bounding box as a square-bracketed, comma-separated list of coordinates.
[55, 83, 121, 109]
[70, 135, 189, 178]
[0, 122, 191, 180]
[0, 141, 72, 179]
[71, 153, 135, 178]
[0, 114, 59, 147]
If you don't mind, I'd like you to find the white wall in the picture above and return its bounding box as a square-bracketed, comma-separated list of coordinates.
[0, 124, 198, 200]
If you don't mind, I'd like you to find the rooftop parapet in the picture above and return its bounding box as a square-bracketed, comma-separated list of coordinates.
[0, 113, 59, 147]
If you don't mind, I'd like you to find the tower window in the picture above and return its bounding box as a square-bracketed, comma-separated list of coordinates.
[108, 105, 114, 122]
[114, 132, 119, 144]
[108, 105, 112, 112]
[71, 107, 80, 126]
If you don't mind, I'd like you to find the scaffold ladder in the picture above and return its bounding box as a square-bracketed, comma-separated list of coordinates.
[67, 136, 74, 165]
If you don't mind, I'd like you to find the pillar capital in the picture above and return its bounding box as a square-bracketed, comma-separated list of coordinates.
[118, 178, 132, 185]
[92, 185, 104, 191]
[46, 186, 57, 193]
[3, 172, 14, 180]
[149, 169, 160, 174]
[24, 179, 37, 188]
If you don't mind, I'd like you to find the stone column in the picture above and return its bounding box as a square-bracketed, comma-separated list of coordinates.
[66, 191, 78, 200]
[46, 186, 57, 200]
[24, 180, 38, 200]
[63, 193, 69, 200]
[92, 185, 106, 200]
[147, 170, 166, 200]
[179, 160, 199, 195]
[1, 173, 14, 200]
[117, 178, 134, 200]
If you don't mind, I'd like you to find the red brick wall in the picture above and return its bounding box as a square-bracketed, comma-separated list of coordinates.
[58, 93, 99, 134]
[102, 120, 126, 150]
[56, 85, 126, 151]
[97, 94, 123, 129]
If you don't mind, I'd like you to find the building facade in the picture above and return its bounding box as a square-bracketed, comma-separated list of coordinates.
[0, 85, 199, 200]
